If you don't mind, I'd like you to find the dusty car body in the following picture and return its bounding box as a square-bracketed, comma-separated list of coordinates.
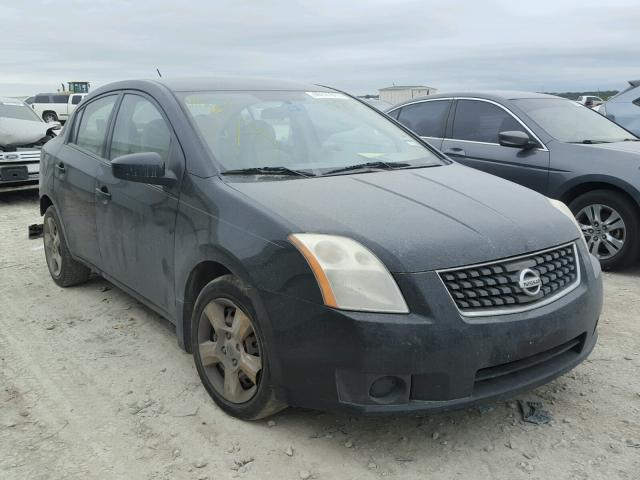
[39, 78, 602, 419]
[1, 97, 59, 191]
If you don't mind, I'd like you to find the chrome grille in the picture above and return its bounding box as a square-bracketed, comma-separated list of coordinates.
[439, 243, 580, 316]
[0, 149, 41, 163]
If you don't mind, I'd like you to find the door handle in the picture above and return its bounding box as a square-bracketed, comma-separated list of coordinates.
[95, 186, 112, 203]
[443, 147, 466, 157]
[55, 162, 66, 173]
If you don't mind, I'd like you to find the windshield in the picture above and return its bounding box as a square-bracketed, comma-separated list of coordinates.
[178, 90, 443, 175]
[513, 98, 637, 143]
[0, 100, 41, 122]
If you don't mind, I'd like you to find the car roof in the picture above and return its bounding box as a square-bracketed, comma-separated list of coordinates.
[388, 90, 560, 109]
[89, 77, 334, 96]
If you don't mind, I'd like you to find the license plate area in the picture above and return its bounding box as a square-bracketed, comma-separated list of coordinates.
[1, 165, 29, 181]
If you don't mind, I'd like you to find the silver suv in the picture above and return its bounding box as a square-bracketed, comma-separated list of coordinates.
[600, 80, 640, 136]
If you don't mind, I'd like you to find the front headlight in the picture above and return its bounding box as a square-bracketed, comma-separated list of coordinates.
[548, 198, 587, 245]
[288, 233, 409, 313]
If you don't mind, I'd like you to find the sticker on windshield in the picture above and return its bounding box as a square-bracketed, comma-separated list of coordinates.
[305, 92, 348, 99]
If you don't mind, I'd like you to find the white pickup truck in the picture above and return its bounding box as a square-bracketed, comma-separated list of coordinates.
[31, 92, 86, 123]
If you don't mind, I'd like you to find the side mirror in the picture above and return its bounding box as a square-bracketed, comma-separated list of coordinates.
[499, 131, 537, 149]
[111, 152, 176, 186]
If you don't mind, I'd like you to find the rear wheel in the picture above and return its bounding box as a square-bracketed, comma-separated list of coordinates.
[569, 190, 639, 270]
[43, 206, 91, 287]
[191, 275, 286, 420]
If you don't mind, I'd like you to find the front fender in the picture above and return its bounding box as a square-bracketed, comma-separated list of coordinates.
[554, 174, 640, 206]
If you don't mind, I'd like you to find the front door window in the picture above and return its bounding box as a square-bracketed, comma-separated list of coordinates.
[451, 100, 523, 144]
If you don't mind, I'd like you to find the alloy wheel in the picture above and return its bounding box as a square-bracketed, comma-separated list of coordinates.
[576, 203, 626, 260]
[197, 298, 262, 404]
[44, 216, 62, 276]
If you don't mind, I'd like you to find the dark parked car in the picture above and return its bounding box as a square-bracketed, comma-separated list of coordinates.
[388, 92, 640, 269]
[599, 80, 640, 136]
[40, 78, 602, 420]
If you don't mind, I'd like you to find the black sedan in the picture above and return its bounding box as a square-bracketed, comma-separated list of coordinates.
[387, 92, 640, 269]
[39, 78, 602, 419]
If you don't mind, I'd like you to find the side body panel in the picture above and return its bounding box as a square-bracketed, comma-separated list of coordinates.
[442, 98, 550, 194]
[94, 162, 181, 316]
[52, 141, 101, 265]
[172, 174, 302, 354]
[442, 139, 550, 194]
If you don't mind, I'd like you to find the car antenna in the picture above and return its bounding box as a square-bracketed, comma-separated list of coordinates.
[156, 68, 162, 78]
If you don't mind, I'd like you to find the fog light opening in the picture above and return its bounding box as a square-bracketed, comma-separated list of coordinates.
[369, 376, 405, 403]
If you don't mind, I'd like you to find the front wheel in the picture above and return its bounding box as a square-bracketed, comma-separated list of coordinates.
[569, 190, 639, 270]
[191, 275, 286, 420]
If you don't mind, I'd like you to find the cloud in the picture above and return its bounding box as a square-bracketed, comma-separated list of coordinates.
[0, 0, 638, 96]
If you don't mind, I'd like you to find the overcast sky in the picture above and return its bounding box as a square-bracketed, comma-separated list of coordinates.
[1, 0, 638, 97]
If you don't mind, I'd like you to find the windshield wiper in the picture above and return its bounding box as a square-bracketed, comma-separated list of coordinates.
[570, 139, 612, 144]
[623, 138, 640, 142]
[221, 166, 314, 177]
[324, 161, 410, 175]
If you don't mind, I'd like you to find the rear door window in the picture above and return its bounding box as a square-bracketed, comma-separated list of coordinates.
[70, 109, 84, 143]
[109, 94, 171, 161]
[53, 95, 68, 103]
[451, 100, 522, 144]
[396, 100, 451, 137]
[72, 95, 117, 157]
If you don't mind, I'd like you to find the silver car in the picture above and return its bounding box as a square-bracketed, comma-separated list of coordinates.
[600, 80, 640, 136]
[0, 97, 60, 191]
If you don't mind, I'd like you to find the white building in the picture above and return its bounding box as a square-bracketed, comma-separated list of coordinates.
[378, 85, 437, 105]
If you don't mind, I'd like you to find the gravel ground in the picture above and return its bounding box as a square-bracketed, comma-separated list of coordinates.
[1, 189, 639, 480]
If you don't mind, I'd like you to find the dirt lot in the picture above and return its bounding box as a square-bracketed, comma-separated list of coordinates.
[1, 189, 638, 480]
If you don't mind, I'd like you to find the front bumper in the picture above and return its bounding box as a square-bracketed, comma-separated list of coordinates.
[259, 242, 603, 415]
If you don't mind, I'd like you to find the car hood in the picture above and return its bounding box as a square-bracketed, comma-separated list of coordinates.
[582, 140, 640, 155]
[226, 164, 580, 273]
[0, 117, 49, 147]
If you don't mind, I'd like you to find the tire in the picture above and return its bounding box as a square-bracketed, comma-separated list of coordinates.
[191, 275, 286, 420]
[42, 111, 58, 123]
[43, 206, 91, 287]
[569, 190, 639, 270]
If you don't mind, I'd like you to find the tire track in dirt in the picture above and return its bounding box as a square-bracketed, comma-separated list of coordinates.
[0, 316, 138, 479]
